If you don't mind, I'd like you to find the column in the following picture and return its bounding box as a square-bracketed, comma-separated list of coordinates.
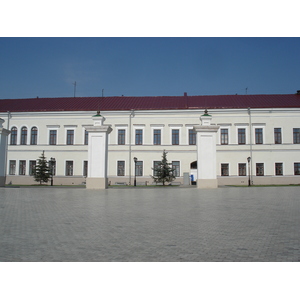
[193, 111, 220, 189]
[84, 112, 112, 189]
[0, 119, 11, 187]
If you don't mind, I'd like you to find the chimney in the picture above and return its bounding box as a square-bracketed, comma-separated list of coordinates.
[297, 90, 300, 95]
[184, 92, 187, 97]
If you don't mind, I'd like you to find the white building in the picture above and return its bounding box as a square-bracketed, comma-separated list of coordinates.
[1, 92, 300, 186]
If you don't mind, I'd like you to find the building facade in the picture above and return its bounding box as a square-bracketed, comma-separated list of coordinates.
[1, 93, 300, 186]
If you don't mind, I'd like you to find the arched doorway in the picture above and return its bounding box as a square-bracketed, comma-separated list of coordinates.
[190, 161, 197, 185]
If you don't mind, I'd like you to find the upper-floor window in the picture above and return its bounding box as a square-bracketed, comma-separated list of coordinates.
[238, 128, 246, 144]
[10, 127, 17, 145]
[274, 128, 282, 144]
[153, 129, 161, 145]
[135, 129, 143, 145]
[49, 130, 57, 145]
[255, 128, 263, 144]
[84, 130, 88, 145]
[221, 129, 228, 145]
[67, 130, 74, 145]
[30, 127, 38, 145]
[172, 129, 179, 145]
[118, 129, 126, 145]
[293, 128, 300, 144]
[20, 126, 27, 145]
[189, 129, 196, 145]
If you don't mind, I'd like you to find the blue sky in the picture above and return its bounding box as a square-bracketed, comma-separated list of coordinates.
[1, 37, 300, 99]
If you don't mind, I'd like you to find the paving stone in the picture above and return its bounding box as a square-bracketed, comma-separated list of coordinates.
[1, 186, 300, 261]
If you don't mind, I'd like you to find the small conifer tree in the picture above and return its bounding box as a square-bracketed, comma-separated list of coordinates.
[151, 150, 176, 185]
[33, 150, 51, 184]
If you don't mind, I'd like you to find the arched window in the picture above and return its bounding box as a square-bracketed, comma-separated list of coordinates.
[10, 127, 17, 145]
[30, 126, 38, 145]
[20, 126, 27, 145]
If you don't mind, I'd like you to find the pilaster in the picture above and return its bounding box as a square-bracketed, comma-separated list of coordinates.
[0, 119, 11, 187]
[84, 113, 112, 189]
[193, 112, 220, 189]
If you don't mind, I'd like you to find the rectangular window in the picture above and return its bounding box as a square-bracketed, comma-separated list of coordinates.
[172, 161, 180, 177]
[275, 163, 283, 176]
[49, 130, 57, 145]
[153, 129, 161, 145]
[135, 129, 143, 145]
[189, 129, 196, 145]
[66, 161, 73, 176]
[117, 161, 125, 176]
[294, 163, 300, 175]
[172, 129, 179, 145]
[221, 129, 228, 145]
[83, 161, 88, 177]
[221, 164, 229, 176]
[84, 130, 88, 145]
[29, 160, 36, 176]
[256, 163, 264, 176]
[153, 161, 160, 176]
[274, 128, 282, 144]
[19, 160, 26, 175]
[238, 163, 246, 176]
[9, 160, 16, 175]
[118, 129, 126, 145]
[255, 128, 263, 144]
[135, 161, 143, 176]
[293, 128, 300, 144]
[238, 128, 246, 144]
[67, 130, 74, 145]
[49, 160, 56, 176]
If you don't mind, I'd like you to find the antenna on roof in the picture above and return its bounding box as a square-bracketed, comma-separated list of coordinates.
[245, 87, 248, 95]
[73, 81, 77, 98]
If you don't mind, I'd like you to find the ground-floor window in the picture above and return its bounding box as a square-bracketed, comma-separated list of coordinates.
[256, 163, 264, 176]
[83, 161, 88, 177]
[275, 163, 283, 176]
[19, 160, 26, 175]
[294, 163, 300, 175]
[66, 161, 73, 176]
[29, 160, 36, 176]
[172, 161, 180, 177]
[221, 164, 229, 176]
[117, 161, 125, 176]
[9, 160, 16, 175]
[153, 161, 160, 176]
[135, 161, 143, 176]
[238, 163, 246, 176]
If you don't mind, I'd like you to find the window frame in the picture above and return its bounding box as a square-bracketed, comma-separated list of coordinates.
[238, 163, 247, 176]
[10, 127, 17, 145]
[256, 163, 264, 176]
[221, 163, 229, 176]
[188, 129, 196, 145]
[66, 129, 74, 145]
[294, 163, 300, 175]
[153, 129, 161, 145]
[237, 128, 246, 145]
[135, 161, 143, 176]
[220, 128, 229, 145]
[118, 129, 126, 145]
[49, 129, 57, 145]
[30, 126, 38, 145]
[172, 129, 180, 145]
[255, 128, 263, 144]
[9, 160, 16, 175]
[172, 161, 180, 177]
[274, 128, 282, 144]
[293, 128, 300, 144]
[65, 161, 74, 176]
[19, 160, 26, 175]
[20, 126, 27, 145]
[135, 129, 143, 145]
[275, 162, 283, 176]
[117, 161, 125, 176]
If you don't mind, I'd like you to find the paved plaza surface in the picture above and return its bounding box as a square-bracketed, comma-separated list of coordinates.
[1, 186, 300, 262]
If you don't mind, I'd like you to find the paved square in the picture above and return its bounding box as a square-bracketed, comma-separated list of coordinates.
[1, 186, 300, 261]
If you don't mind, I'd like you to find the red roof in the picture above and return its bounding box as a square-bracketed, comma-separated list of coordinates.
[0, 94, 300, 112]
